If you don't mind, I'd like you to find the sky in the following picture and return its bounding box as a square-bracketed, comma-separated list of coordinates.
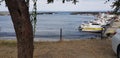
[0, 0, 114, 11]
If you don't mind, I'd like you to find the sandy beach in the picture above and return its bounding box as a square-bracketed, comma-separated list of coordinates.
[0, 39, 116, 58]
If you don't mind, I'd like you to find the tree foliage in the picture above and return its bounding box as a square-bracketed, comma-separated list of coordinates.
[30, 0, 37, 36]
[112, 0, 120, 13]
[107, 0, 120, 13]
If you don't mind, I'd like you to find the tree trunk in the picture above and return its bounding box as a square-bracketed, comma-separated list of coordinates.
[5, 0, 34, 58]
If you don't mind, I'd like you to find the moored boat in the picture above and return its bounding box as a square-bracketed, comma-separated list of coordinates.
[79, 13, 116, 33]
[80, 22, 104, 32]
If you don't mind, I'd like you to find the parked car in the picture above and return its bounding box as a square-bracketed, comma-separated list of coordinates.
[112, 29, 120, 58]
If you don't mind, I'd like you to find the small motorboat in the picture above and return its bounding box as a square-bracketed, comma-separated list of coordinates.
[79, 22, 104, 32]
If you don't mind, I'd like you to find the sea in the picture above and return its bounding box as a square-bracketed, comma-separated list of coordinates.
[0, 13, 101, 41]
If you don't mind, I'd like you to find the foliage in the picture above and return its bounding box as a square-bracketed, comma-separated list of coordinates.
[107, 0, 120, 13]
[30, 0, 37, 36]
[112, 0, 120, 13]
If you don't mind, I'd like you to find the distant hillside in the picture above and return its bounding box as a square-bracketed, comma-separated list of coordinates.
[0, 11, 108, 16]
[0, 11, 9, 16]
[36, 11, 107, 15]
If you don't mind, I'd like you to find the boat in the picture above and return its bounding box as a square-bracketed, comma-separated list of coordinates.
[93, 13, 115, 26]
[91, 18, 108, 26]
[79, 22, 104, 32]
[79, 13, 115, 33]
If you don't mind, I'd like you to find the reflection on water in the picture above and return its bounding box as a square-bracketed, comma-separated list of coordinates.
[0, 14, 101, 40]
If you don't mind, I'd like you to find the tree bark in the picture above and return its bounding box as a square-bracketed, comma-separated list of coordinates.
[5, 0, 34, 58]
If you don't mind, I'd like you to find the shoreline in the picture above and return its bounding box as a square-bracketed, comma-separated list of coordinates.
[0, 37, 101, 42]
[0, 11, 108, 15]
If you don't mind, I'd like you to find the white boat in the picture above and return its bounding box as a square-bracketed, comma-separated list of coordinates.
[91, 18, 108, 26]
[97, 13, 115, 20]
[79, 13, 115, 32]
[94, 13, 115, 26]
[80, 22, 104, 32]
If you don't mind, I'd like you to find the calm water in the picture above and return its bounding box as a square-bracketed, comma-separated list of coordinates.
[0, 14, 101, 40]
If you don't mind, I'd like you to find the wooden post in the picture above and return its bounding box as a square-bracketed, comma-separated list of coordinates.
[60, 28, 63, 41]
[101, 28, 104, 39]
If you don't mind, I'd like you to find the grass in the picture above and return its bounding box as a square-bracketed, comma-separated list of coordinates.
[0, 39, 117, 58]
[0, 40, 16, 47]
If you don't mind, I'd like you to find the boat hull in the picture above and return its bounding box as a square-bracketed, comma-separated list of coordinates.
[81, 28, 103, 32]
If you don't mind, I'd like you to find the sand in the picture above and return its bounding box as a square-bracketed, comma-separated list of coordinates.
[0, 39, 116, 58]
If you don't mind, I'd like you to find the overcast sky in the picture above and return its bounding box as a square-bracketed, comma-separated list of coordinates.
[0, 0, 114, 11]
